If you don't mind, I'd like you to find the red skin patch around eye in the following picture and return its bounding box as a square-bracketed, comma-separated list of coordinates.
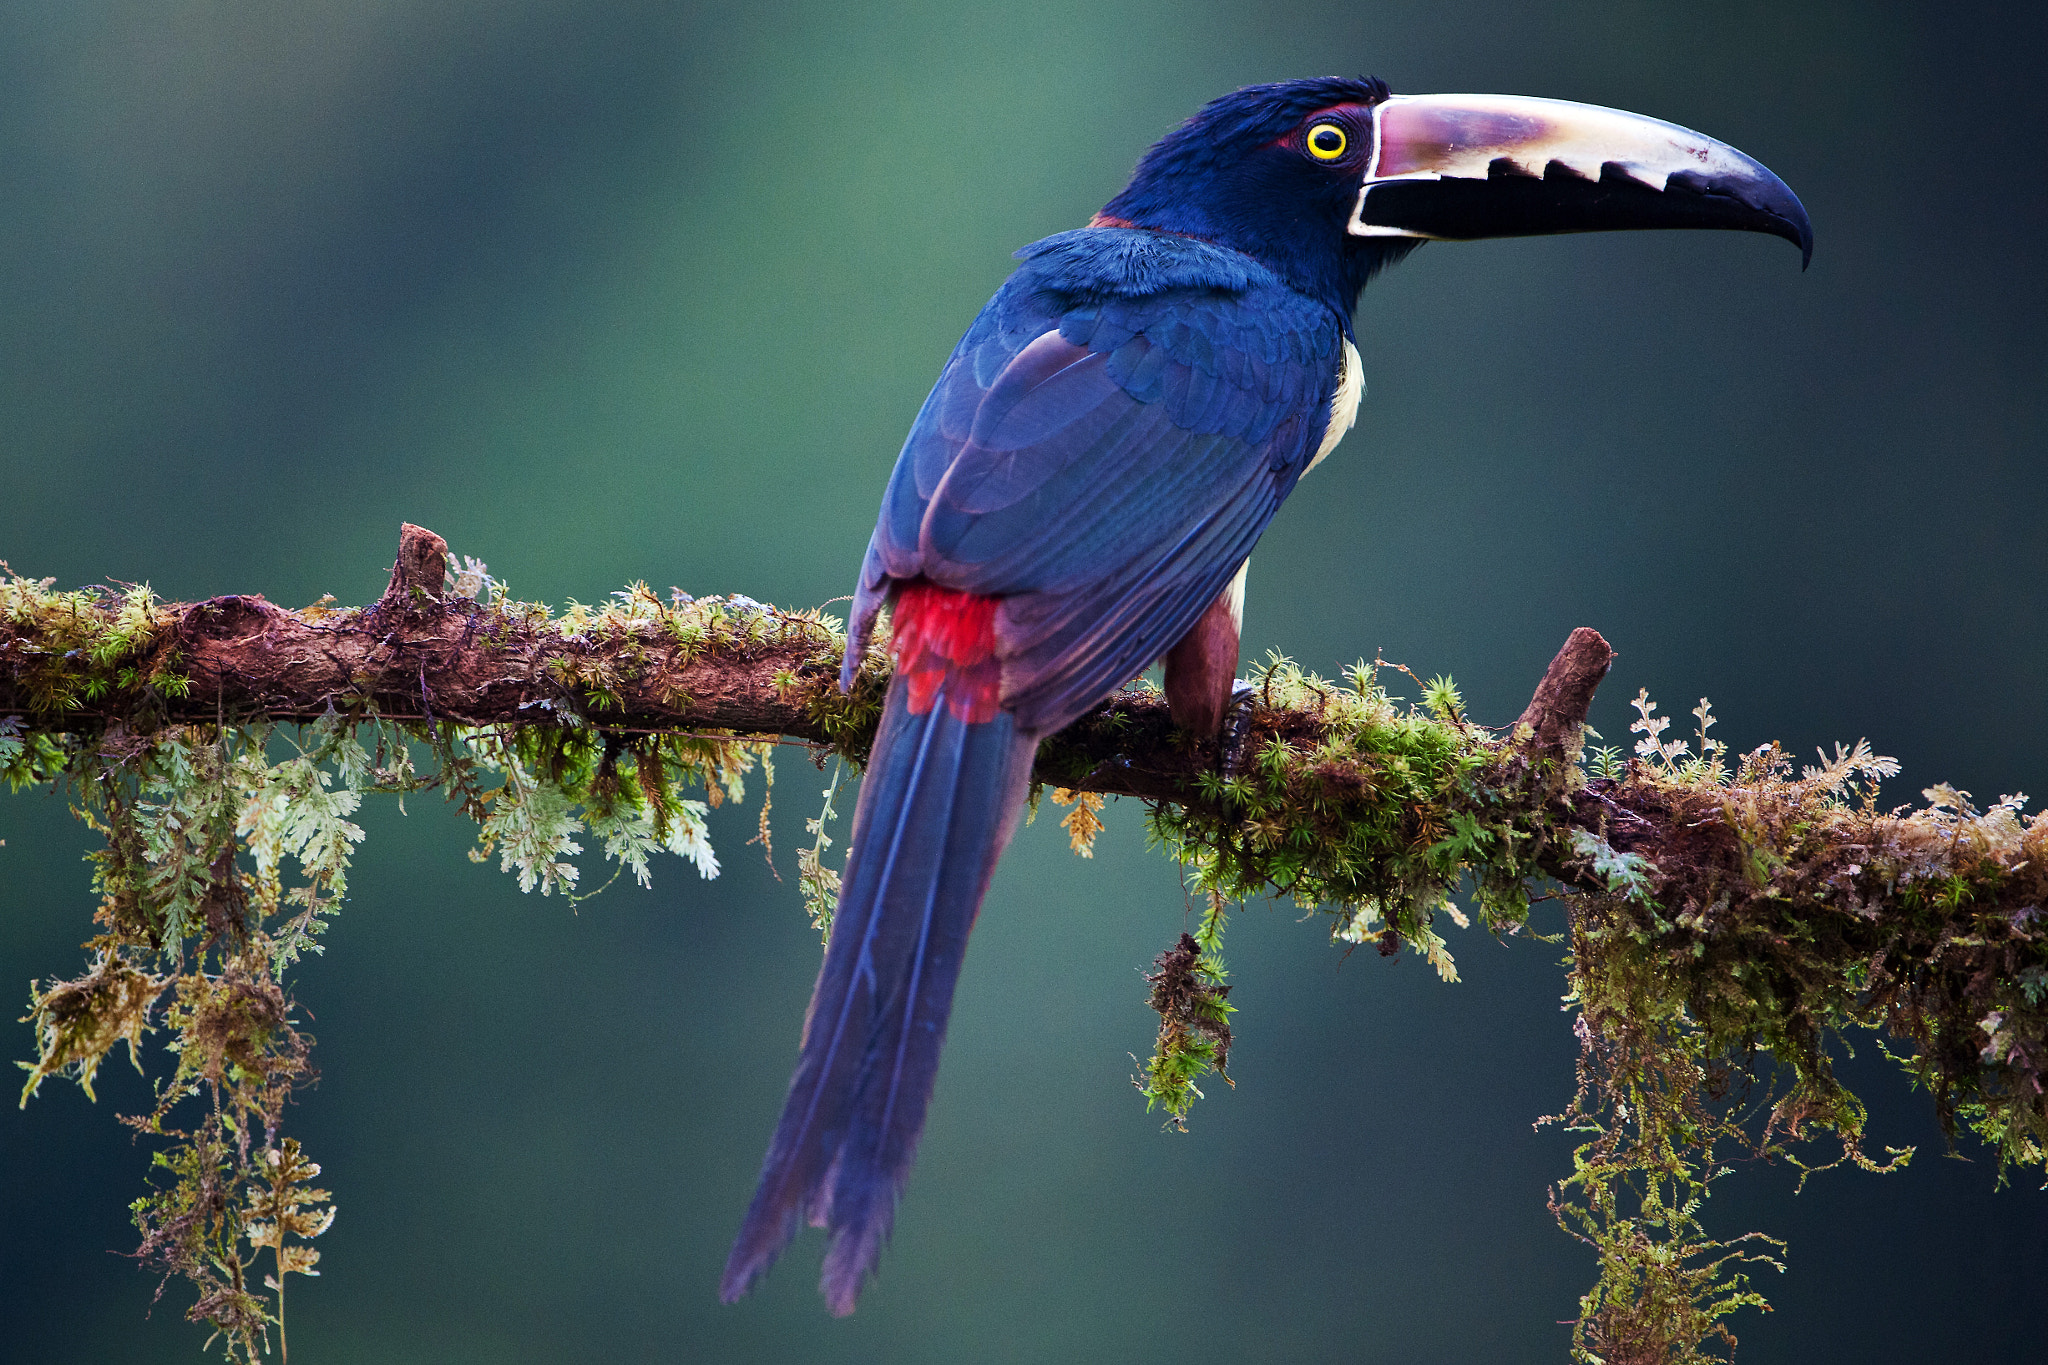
[1267, 101, 1377, 151]
[890, 582, 1003, 723]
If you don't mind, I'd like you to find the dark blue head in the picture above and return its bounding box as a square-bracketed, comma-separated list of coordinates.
[1097, 77, 1814, 319]
[1098, 78, 1416, 320]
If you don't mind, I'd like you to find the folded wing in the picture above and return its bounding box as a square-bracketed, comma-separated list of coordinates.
[847, 235, 1344, 733]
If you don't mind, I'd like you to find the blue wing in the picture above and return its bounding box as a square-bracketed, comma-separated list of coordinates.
[726, 230, 1348, 1313]
[844, 228, 1344, 733]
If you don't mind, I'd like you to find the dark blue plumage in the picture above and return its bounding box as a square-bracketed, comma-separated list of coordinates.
[723, 74, 1811, 1315]
[725, 220, 1346, 1314]
[1098, 77, 1403, 316]
[722, 681, 1035, 1314]
[848, 228, 1345, 731]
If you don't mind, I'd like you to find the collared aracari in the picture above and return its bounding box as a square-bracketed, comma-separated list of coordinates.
[721, 76, 1810, 1314]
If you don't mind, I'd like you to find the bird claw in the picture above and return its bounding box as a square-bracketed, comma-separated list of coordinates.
[1217, 680, 1260, 777]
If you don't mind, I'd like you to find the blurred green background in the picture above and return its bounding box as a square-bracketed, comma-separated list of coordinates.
[3, 1, 2043, 1360]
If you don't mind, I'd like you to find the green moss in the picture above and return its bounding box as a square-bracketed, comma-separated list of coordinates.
[1137, 894, 1235, 1128]
[4, 563, 833, 1358]
[1150, 655, 1544, 983]
[0, 568, 185, 715]
[1537, 700, 2044, 1364]
[8, 563, 2047, 1362]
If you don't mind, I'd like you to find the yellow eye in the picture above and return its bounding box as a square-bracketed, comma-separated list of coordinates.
[1305, 122, 1348, 161]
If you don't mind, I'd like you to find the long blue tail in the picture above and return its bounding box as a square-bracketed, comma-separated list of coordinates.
[720, 679, 1038, 1314]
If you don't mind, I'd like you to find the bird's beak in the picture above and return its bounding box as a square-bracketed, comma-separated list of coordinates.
[1353, 94, 1812, 266]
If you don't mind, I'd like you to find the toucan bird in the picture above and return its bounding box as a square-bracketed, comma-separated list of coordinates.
[721, 76, 1809, 1315]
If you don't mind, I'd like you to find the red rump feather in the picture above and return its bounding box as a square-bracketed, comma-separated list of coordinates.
[891, 582, 1002, 722]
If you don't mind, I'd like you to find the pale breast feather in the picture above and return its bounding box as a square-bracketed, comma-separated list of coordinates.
[1301, 338, 1361, 477]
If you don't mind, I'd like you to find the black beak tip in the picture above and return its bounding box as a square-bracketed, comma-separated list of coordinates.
[1683, 165, 1812, 268]
[1774, 221, 1814, 270]
[1788, 213, 1815, 271]
[1757, 179, 1814, 269]
[1730, 187, 1814, 269]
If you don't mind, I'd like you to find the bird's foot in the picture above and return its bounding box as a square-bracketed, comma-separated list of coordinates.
[1217, 680, 1260, 777]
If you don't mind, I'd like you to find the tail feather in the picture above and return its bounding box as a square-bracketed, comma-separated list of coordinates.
[721, 679, 1037, 1313]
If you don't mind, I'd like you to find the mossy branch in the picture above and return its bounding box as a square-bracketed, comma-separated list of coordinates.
[6, 524, 2045, 1365]
[0, 525, 1596, 804]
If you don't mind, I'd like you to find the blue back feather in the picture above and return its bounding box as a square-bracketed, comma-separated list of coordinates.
[843, 228, 1340, 728]
[747, 82, 1442, 1311]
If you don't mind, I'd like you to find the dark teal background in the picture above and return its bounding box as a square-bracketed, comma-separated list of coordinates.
[3, 2, 2043, 1360]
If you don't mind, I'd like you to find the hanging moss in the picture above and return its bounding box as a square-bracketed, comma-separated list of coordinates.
[5, 550, 2045, 1364]
[4, 560, 786, 1361]
[1134, 667, 2047, 1364]
[1538, 699, 2046, 1363]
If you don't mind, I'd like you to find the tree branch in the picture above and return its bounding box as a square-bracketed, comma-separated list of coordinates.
[3, 523, 1609, 799]
[7, 524, 2046, 1365]
[5, 526, 2038, 932]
